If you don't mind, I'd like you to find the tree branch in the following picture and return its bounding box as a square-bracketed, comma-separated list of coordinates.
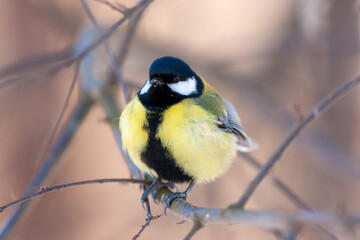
[154, 187, 360, 234]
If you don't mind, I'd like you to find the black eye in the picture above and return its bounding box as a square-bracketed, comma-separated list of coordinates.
[173, 76, 180, 83]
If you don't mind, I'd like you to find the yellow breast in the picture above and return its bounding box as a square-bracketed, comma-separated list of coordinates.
[119, 96, 157, 176]
[157, 99, 237, 183]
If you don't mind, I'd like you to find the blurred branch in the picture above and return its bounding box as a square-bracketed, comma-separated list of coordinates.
[0, 97, 94, 240]
[0, 178, 149, 213]
[0, 47, 72, 79]
[183, 220, 203, 240]
[239, 153, 311, 210]
[34, 61, 80, 169]
[239, 153, 339, 240]
[282, 230, 298, 240]
[93, 0, 127, 14]
[81, 0, 129, 101]
[115, 6, 144, 69]
[98, 89, 141, 179]
[0, 0, 153, 89]
[232, 74, 360, 209]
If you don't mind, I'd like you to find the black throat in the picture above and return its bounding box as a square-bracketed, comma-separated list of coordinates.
[138, 86, 185, 112]
[137, 74, 204, 112]
[141, 111, 192, 183]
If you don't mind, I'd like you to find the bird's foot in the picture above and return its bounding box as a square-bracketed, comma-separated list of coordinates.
[164, 181, 195, 214]
[164, 191, 189, 214]
[151, 181, 177, 204]
[141, 179, 177, 208]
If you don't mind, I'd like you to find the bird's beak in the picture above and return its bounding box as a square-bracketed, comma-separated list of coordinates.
[150, 78, 164, 88]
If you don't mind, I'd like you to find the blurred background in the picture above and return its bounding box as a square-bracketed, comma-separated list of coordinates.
[0, 0, 360, 239]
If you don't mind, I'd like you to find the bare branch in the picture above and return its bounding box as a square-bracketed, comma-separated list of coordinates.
[154, 187, 360, 235]
[233, 74, 360, 209]
[0, 178, 148, 213]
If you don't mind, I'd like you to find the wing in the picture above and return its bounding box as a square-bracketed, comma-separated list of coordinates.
[217, 98, 258, 152]
[193, 80, 258, 152]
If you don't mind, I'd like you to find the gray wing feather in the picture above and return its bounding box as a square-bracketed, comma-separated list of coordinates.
[220, 98, 258, 152]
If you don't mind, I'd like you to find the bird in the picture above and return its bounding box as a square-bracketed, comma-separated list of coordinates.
[119, 56, 257, 210]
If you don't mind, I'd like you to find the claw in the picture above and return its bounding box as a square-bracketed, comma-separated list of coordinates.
[151, 181, 178, 203]
[166, 182, 178, 191]
[141, 192, 149, 210]
[164, 191, 189, 215]
[164, 180, 195, 214]
[151, 188, 159, 204]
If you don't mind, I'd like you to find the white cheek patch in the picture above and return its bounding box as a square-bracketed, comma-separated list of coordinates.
[139, 78, 151, 95]
[168, 77, 197, 96]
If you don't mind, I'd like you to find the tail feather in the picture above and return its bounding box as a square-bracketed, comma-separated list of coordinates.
[237, 136, 258, 152]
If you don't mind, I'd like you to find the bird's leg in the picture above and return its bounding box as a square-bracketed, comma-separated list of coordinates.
[141, 177, 159, 211]
[164, 180, 195, 214]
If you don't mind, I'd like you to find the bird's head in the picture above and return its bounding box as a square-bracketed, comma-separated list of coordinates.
[138, 56, 204, 111]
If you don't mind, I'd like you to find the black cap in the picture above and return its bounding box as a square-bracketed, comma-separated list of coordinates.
[149, 56, 195, 78]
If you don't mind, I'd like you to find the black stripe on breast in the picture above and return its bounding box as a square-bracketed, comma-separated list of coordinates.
[141, 112, 192, 183]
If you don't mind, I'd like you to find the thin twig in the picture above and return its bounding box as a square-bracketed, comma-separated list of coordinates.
[93, 0, 127, 14]
[0, 47, 71, 79]
[232, 74, 360, 209]
[107, 7, 145, 87]
[116, 7, 144, 69]
[0, 178, 148, 213]
[35, 61, 80, 168]
[132, 213, 164, 240]
[239, 153, 311, 210]
[0, 0, 153, 89]
[81, 0, 129, 101]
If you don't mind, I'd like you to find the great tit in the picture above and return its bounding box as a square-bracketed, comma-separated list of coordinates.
[119, 56, 257, 207]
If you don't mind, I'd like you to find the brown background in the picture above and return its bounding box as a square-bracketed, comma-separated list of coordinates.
[0, 0, 360, 239]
